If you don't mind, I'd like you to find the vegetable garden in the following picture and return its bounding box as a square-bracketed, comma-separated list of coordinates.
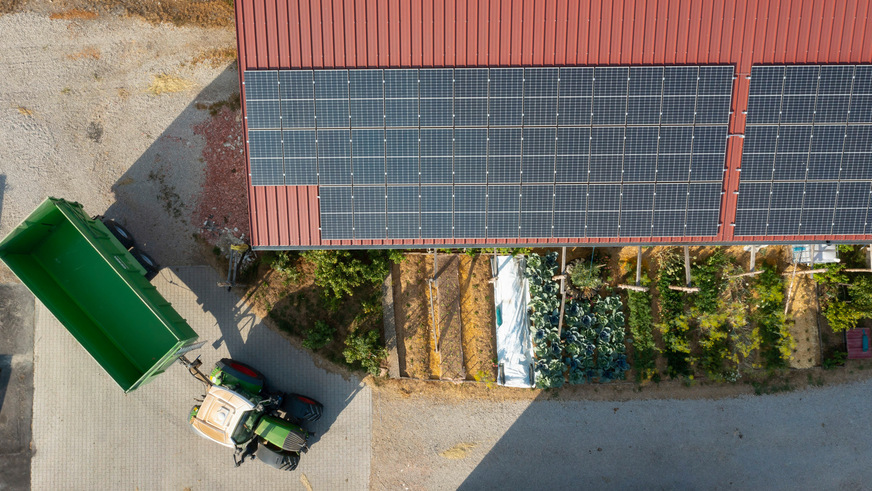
[237, 241, 870, 391]
[523, 244, 855, 389]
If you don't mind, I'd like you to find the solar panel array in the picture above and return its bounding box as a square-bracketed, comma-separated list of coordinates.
[736, 65, 872, 236]
[244, 66, 734, 240]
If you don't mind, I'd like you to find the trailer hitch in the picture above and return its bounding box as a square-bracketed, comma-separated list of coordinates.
[177, 354, 212, 390]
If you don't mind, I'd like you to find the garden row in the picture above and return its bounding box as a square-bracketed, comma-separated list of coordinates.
[651, 249, 794, 382]
[527, 246, 862, 387]
[526, 252, 628, 389]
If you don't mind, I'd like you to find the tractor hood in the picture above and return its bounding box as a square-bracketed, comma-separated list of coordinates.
[190, 385, 255, 448]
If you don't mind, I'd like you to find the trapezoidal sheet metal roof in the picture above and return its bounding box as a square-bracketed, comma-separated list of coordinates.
[235, 0, 872, 249]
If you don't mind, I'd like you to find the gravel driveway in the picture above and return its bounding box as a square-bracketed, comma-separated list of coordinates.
[0, 10, 236, 268]
[373, 383, 872, 490]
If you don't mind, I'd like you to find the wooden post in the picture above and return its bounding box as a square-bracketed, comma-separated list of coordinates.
[867, 245, 872, 270]
[618, 284, 650, 292]
[781, 268, 827, 276]
[784, 254, 799, 317]
[684, 246, 692, 287]
[557, 247, 567, 337]
[749, 246, 757, 272]
[727, 270, 764, 279]
[635, 246, 642, 286]
[810, 244, 815, 268]
[432, 249, 438, 284]
[668, 285, 700, 293]
[429, 249, 440, 354]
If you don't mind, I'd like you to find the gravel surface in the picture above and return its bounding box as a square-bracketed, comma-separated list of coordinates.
[372, 381, 872, 489]
[0, 10, 236, 267]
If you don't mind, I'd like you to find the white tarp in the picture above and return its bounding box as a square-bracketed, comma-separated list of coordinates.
[792, 244, 840, 264]
[493, 255, 534, 388]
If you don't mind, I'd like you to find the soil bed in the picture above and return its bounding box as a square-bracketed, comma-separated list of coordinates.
[458, 254, 497, 381]
[392, 255, 435, 379]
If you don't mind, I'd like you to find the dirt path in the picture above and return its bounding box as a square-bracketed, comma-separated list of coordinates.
[371, 373, 872, 490]
[436, 255, 464, 380]
[392, 255, 434, 379]
[786, 272, 821, 368]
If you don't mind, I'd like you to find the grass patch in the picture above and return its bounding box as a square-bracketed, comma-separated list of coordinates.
[147, 74, 195, 95]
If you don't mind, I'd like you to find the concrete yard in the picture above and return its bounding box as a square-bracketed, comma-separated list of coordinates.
[31, 267, 370, 490]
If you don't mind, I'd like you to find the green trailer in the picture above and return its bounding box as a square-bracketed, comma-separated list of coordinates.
[0, 198, 199, 392]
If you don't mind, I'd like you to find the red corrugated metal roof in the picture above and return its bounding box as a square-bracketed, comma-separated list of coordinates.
[235, 0, 872, 249]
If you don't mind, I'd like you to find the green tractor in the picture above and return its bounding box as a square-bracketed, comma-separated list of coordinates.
[181, 357, 323, 471]
[0, 199, 325, 472]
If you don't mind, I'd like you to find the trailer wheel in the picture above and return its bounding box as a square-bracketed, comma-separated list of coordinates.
[101, 219, 136, 250]
[129, 248, 159, 280]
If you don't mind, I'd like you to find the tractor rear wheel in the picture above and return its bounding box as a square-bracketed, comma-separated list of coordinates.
[255, 440, 300, 471]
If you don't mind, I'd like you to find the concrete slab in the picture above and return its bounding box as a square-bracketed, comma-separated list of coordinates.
[0, 284, 34, 491]
[32, 266, 370, 490]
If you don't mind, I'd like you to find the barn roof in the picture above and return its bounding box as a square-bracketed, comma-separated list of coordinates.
[235, 0, 872, 249]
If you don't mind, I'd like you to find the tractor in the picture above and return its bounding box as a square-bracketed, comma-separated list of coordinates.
[181, 357, 323, 471]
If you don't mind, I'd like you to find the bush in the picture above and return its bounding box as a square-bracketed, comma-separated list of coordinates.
[691, 251, 728, 315]
[626, 275, 657, 381]
[302, 250, 403, 310]
[815, 262, 872, 333]
[691, 251, 739, 381]
[849, 275, 872, 312]
[656, 249, 692, 377]
[342, 328, 388, 376]
[302, 320, 335, 350]
[823, 350, 848, 369]
[569, 262, 605, 296]
[268, 251, 301, 283]
[823, 300, 863, 332]
[813, 263, 849, 286]
[753, 266, 795, 368]
[494, 247, 532, 257]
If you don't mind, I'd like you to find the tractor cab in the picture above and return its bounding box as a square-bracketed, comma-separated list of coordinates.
[189, 385, 259, 448]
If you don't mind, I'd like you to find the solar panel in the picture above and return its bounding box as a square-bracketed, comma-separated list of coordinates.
[736, 64, 872, 237]
[244, 66, 733, 240]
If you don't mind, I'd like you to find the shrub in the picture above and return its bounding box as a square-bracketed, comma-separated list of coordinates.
[691, 251, 741, 381]
[691, 251, 728, 315]
[302, 320, 335, 350]
[302, 250, 403, 310]
[658, 315, 692, 377]
[823, 350, 848, 369]
[815, 262, 872, 333]
[494, 247, 532, 257]
[570, 262, 605, 296]
[813, 263, 850, 286]
[342, 328, 388, 376]
[626, 276, 657, 381]
[753, 266, 795, 368]
[849, 275, 872, 312]
[656, 248, 692, 377]
[268, 251, 301, 283]
[823, 300, 863, 332]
